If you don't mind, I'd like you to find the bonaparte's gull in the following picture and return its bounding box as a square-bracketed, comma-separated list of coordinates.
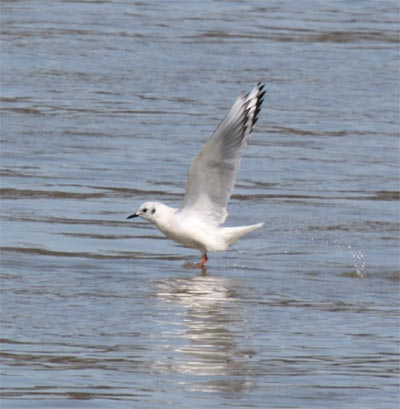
[128, 83, 265, 268]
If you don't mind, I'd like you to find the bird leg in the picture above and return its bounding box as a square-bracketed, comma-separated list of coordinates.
[196, 252, 208, 268]
[183, 253, 208, 271]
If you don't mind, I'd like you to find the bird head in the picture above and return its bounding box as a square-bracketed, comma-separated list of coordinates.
[127, 201, 165, 223]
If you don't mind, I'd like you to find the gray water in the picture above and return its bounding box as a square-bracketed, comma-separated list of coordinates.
[1, 1, 399, 408]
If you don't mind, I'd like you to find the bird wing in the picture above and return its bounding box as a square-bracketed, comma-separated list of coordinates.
[180, 82, 265, 225]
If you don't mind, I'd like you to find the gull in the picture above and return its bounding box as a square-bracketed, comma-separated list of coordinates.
[127, 83, 265, 268]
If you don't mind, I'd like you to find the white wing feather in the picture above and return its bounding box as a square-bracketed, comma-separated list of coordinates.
[180, 83, 265, 225]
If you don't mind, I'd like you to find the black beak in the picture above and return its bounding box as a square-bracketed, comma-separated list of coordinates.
[127, 213, 139, 220]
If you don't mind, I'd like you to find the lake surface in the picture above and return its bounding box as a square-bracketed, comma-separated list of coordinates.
[1, 1, 399, 408]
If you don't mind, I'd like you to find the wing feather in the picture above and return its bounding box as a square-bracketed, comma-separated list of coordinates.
[180, 83, 265, 225]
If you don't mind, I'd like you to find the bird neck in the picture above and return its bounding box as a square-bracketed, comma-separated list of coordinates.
[152, 204, 177, 231]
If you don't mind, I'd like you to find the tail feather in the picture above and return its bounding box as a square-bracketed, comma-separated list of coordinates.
[221, 222, 263, 247]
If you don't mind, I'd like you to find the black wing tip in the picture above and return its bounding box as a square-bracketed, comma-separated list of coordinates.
[239, 83, 266, 136]
[242, 82, 266, 101]
[256, 81, 266, 93]
[251, 82, 266, 130]
[253, 82, 266, 105]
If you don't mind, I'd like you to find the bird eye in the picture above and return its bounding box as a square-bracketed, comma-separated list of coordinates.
[151, 208, 156, 214]
[143, 208, 147, 213]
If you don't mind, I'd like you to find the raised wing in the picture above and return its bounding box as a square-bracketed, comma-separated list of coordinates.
[180, 83, 265, 225]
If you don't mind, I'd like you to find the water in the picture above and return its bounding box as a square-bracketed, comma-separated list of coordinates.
[1, 1, 399, 408]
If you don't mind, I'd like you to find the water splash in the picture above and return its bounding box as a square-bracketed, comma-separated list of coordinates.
[347, 246, 367, 278]
[306, 231, 367, 277]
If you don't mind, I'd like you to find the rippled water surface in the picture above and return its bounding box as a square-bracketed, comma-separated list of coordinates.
[1, 1, 399, 408]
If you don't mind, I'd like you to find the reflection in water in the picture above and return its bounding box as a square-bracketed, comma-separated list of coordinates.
[154, 274, 254, 393]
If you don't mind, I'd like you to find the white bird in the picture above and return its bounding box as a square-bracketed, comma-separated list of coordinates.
[128, 83, 265, 268]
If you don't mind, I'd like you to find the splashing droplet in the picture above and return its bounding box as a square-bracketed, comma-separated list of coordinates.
[349, 249, 366, 277]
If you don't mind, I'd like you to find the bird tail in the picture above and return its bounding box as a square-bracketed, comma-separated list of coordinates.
[221, 223, 263, 248]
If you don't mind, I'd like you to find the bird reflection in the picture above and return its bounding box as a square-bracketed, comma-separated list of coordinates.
[154, 273, 254, 393]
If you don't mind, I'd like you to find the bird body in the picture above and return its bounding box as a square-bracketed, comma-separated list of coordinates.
[128, 83, 266, 267]
[132, 201, 263, 254]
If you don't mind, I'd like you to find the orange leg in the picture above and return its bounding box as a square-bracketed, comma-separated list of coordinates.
[196, 252, 208, 268]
